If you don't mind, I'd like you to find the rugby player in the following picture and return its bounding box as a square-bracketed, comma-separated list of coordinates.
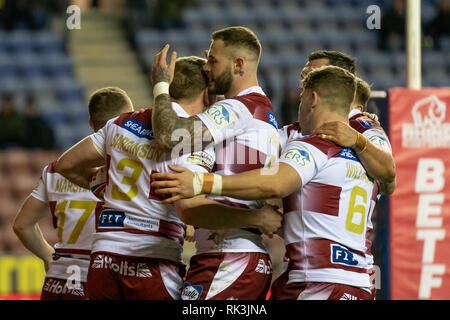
[152, 66, 378, 299]
[151, 27, 280, 300]
[280, 50, 396, 194]
[13, 87, 133, 300]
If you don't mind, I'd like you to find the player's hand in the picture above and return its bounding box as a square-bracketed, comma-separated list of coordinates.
[314, 121, 358, 148]
[362, 112, 380, 125]
[152, 44, 177, 85]
[151, 165, 195, 203]
[255, 204, 283, 238]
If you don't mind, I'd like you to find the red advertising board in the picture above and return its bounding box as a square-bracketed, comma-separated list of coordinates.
[389, 88, 450, 299]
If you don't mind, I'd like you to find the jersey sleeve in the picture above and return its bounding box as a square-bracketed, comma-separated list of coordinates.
[278, 126, 289, 153]
[350, 116, 392, 154]
[362, 128, 393, 154]
[30, 165, 48, 203]
[89, 118, 115, 157]
[279, 139, 326, 186]
[196, 99, 253, 145]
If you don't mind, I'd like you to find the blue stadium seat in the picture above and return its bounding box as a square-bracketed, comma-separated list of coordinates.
[0, 31, 9, 53]
[440, 36, 450, 52]
[163, 29, 192, 46]
[44, 53, 73, 77]
[0, 53, 17, 78]
[16, 53, 47, 78]
[306, 7, 337, 25]
[135, 30, 161, 48]
[33, 31, 64, 53]
[0, 76, 26, 95]
[253, 6, 282, 25]
[201, 7, 229, 25]
[25, 75, 55, 95]
[333, 5, 364, 24]
[8, 30, 34, 54]
[351, 30, 378, 53]
[52, 76, 85, 102]
[359, 52, 393, 73]
[259, 51, 280, 69]
[278, 49, 305, 69]
[422, 51, 447, 69]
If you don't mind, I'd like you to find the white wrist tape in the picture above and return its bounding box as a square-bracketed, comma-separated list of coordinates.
[153, 82, 170, 98]
[192, 172, 222, 196]
[193, 172, 204, 196]
[210, 174, 222, 195]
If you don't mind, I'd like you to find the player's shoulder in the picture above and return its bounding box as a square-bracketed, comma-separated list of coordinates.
[349, 112, 383, 133]
[113, 107, 153, 127]
[284, 121, 301, 135]
[288, 135, 341, 159]
[43, 160, 58, 177]
[231, 92, 277, 129]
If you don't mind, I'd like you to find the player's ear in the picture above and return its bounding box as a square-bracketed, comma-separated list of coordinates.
[353, 104, 364, 112]
[233, 57, 245, 76]
[89, 118, 94, 130]
[311, 91, 320, 108]
[203, 89, 214, 109]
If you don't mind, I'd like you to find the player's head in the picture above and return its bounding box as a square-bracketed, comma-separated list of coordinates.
[204, 26, 261, 95]
[300, 50, 356, 89]
[170, 56, 208, 111]
[299, 66, 356, 135]
[351, 77, 371, 112]
[88, 87, 134, 132]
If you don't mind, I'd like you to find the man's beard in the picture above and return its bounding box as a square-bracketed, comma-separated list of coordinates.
[208, 66, 233, 95]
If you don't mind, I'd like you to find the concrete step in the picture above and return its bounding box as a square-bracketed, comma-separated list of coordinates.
[69, 10, 151, 112]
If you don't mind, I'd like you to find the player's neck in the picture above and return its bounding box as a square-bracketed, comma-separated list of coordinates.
[313, 111, 348, 133]
[176, 95, 206, 116]
[225, 73, 259, 98]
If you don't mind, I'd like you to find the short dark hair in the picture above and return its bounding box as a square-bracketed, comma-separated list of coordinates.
[88, 87, 133, 131]
[170, 57, 207, 102]
[354, 77, 371, 109]
[302, 65, 356, 115]
[308, 50, 356, 74]
[212, 26, 261, 60]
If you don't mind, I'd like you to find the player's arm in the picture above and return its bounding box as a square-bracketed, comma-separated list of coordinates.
[13, 195, 55, 270]
[55, 136, 105, 189]
[315, 121, 396, 194]
[151, 45, 213, 150]
[152, 163, 302, 202]
[174, 196, 282, 237]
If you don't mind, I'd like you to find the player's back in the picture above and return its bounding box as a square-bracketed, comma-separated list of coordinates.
[194, 86, 280, 254]
[32, 161, 101, 284]
[280, 135, 377, 289]
[89, 104, 214, 262]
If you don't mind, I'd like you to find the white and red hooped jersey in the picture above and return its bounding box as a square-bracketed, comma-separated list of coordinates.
[31, 161, 102, 282]
[89, 103, 215, 262]
[279, 110, 393, 273]
[279, 135, 379, 289]
[195, 86, 280, 254]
